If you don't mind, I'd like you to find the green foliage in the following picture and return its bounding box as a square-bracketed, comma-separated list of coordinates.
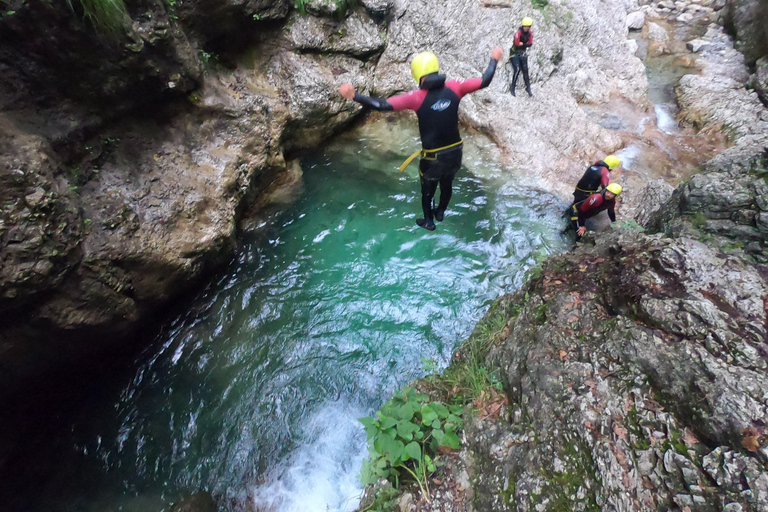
[359, 387, 464, 500]
[530, 0, 548, 9]
[688, 212, 708, 230]
[360, 484, 399, 512]
[614, 219, 644, 230]
[441, 306, 506, 403]
[66, 0, 129, 37]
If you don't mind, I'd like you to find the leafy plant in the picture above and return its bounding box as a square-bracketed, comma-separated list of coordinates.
[531, 0, 548, 8]
[66, 0, 129, 37]
[614, 219, 644, 230]
[359, 387, 463, 501]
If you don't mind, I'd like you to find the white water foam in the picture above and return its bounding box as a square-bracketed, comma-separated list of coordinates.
[250, 400, 368, 512]
[615, 145, 641, 170]
[654, 103, 680, 135]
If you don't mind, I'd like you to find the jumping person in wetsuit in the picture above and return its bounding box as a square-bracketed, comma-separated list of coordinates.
[572, 155, 621, 205]
[509, 17, 534, 97]
[568, 183, 623, 238]
[339, 47, 504, 231]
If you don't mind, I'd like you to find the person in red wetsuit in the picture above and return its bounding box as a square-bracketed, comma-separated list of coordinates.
[572, 154, 621, 205]
[339, 47, 503, 231]
[569, 184, 623, 238]
[509, 17, 534, 97]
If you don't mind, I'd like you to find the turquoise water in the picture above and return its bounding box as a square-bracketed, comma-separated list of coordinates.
[40, 120, 567, 512]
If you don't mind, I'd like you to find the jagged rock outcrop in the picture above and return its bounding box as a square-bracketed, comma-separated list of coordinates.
[378, 222, 768, 511]
[721, 0, 768, 66]
[641, 22, 768, 262]
[468, 228, 768, 511]
[0, 1, 370, 341]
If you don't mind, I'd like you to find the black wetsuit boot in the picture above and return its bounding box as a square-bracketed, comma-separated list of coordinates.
[418, 177, 438, 230]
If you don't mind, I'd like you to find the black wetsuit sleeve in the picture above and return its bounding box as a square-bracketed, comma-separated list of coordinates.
[352, 92, 394, 111]
[608, 202, 616, 222]
[479, 58, 498, 89]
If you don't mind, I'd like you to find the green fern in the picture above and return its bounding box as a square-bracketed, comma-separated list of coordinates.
[66, 0, 129, 37]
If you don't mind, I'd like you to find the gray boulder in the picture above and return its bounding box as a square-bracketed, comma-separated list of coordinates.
[748, 56, 768, 104]
[648, 22, 670, 42]
[721, 0, 768, 66]
[686, 38, 710, 52]
[626, 10, 647, 29]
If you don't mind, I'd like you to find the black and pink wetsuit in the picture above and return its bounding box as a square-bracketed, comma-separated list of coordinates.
[351, 58, 498, 226]
[509, 27, 533, 95]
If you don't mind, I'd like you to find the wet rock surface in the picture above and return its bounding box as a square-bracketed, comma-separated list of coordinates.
[383, 223, 768, 511]
[0, 0, 368, 359]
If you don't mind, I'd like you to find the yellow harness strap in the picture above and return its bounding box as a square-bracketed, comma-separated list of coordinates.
[398, 140, 463, 171]
[575, 187, 596, 194]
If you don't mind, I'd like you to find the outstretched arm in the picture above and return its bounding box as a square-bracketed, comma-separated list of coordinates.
[479, 47, 503, 89]
[339, 84, 394, 111]
[452, 47, 504, 96]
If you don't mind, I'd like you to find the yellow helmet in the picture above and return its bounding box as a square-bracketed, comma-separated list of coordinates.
[521, 17, 533, 26]
[411, 52, 439, 83]
[606, 183, 623, 196]
[604, 155, 621, 169]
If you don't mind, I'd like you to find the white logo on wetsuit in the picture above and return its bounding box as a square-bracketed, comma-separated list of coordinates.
[589, 198, 597, 205]
[431, 100, 451, 111]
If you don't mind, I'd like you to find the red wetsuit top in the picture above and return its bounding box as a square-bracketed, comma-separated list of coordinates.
[575, 161, 611, 193]
[387, 76, 485, 150]
[512, 29, 533, 53]
[351, 58, 498, 151]
[570, 192, 616, 229]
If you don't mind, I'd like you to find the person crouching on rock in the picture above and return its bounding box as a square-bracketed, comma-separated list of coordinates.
[572, 154, 621, 205]
[569, 184, 623, 238]
[339, 47, 503, 231]
[509, 17, 534, 97]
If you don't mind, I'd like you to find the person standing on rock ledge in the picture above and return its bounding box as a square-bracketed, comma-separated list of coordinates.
[568, 183, 623, 238]
[509, 17, 534, 97]
[338, 47, 504, 231]
[571, 155, 621, 205]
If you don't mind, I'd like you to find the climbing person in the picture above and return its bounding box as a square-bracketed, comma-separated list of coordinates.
[568, 183, 623, 238]
[338, 47, 504, 231]
[572, 155, 621, 205]
[509, 17, 534, 97]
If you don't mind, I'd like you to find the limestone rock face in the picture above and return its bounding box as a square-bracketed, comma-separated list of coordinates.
[721, 0, 768, 66]
[749, 56, 768, 104]
[289, 9, 385, 56]
[0, 122, 83, 312]
[648, 21, 768, 262]
[177, 0, 292, 47]
[455, 228, 768, 511]
[0, 0, 202, 107]
[0, 1, 368, 337]
[371, 0, 647, 196]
